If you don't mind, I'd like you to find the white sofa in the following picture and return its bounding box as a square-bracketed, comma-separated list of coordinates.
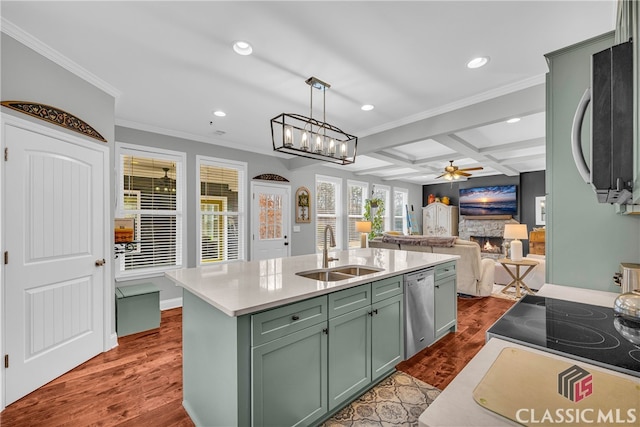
[369, 236, 495, 297]
[494, 254, 546, 290]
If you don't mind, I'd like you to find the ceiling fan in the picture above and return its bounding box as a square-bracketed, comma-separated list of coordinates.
[436, 160, 484, 181]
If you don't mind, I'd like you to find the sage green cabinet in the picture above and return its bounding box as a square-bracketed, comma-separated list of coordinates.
[182, 273, 408, 427]
[545, 32, 640, 291]
[327, 281, 404, 411]
[328, 305, 371, 410]
[252, 322, 328, 427]
[371, 293, 404, 380]
[434, 261, 457, 341]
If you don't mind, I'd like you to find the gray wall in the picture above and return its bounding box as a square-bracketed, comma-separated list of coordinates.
[115, 126, 423, 301]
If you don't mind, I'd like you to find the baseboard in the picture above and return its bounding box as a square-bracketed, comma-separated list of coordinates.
[108, 332, 118, 350]
[161, 297, 183, 310]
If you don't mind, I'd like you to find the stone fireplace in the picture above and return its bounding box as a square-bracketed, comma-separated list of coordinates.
[459, 217, 519, 260]
[470, 236, 504, 255]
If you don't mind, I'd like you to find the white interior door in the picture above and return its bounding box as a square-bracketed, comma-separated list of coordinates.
[251, 182, 290, 260]
[3, 120, 106, 405]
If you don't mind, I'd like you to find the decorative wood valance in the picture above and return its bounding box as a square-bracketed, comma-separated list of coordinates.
[252, 173, 289, 182]
[1, 101, 107, 142]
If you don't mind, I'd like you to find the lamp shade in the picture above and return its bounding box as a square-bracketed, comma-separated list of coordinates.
[355, 221, 372, 233]
[503, 224, 528, 240]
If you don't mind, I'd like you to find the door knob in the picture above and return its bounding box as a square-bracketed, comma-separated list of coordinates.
[95, 259, 106, 266]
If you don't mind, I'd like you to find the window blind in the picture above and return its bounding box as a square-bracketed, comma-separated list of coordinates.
[373, 184, 391, 231]
[347, 180, 368, 248]
[198, 158, 246, 264]
[316, 175, 342, 252]
[117, 149, 184, 277]
[393, 187, 408, 233]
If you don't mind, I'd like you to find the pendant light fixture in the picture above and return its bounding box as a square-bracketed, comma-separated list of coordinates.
[271, 76, 358, 165]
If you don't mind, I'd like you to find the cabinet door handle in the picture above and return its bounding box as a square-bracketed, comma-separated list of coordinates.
[435, 285, 440, 289]
[322, 328, 328, 335]
[291, 315, 300, 321]
[369, 309, 378, 316]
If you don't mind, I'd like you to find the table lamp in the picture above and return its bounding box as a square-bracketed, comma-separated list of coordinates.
[504, 224, 528, 261]
[355, 221, 372, 248]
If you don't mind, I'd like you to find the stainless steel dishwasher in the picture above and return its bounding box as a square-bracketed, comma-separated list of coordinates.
[404, 268, 435, 359]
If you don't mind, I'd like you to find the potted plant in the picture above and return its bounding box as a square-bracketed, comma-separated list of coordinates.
[363, 198, 384, 239]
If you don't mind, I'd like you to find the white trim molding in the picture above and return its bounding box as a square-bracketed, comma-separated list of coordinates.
[1, 17, 122, 99]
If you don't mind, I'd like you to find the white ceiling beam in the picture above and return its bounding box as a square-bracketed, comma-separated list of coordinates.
[358, 84, 545, 154]
[479, 137, 545, 154]
[365, 152, 436, 175]
[354, 164, 401, 175]
[432, 134, 520, 176]
[381, 171, 430, 181]
[413, 152, 464, 166]
[496, 152, 546, 164]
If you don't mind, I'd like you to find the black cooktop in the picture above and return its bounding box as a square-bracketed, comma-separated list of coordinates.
[487, 295, 640, 378]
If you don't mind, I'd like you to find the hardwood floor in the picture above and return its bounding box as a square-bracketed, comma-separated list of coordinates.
[0, 308, 194, 427]
[397, 295, 515, 389]
[0, 296, 514, 426]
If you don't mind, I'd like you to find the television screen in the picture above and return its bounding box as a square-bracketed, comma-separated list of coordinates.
[459, 185, 517, 216]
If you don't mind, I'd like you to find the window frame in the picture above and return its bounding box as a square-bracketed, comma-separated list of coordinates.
[115, 142, 187, 280]
[372, 184, 391, 232]
[347, 179, 369, 248]
[196, 155, 247, 266]
[315, 174, 343, 252]
[393, 187, 409, 234]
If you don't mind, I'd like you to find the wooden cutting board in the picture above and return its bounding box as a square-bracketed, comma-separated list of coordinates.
[472, 347, 640, 426]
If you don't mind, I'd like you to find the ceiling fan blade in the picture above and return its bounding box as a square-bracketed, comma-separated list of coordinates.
[435, 173, 448, 179]
[458, 166, 484, 172]
[457, 172, 472, 177]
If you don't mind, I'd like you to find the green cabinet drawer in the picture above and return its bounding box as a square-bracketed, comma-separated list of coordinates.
[371, 275, 403, 303]
[435, 261, 456, 281]
[328, 283, 371, 319]
[252, 295, 327, 346]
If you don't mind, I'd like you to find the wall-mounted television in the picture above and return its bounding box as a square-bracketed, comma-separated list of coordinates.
[459, 185, 517, 216]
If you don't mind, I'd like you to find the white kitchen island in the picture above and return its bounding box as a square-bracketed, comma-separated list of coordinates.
[166, 248, 459, 427]
[419, 284, 640, 427]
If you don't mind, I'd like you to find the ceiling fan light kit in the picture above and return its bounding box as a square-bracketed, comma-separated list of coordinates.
[437, 160, 484, 181]
[271, 76, 358, 165]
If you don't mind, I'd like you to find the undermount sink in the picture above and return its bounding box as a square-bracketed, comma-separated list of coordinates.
[296, 265, 384, 282]
[331, 266, 383, 276]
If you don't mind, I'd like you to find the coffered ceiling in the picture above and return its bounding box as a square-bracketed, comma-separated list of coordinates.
[0, 1, 617, 185]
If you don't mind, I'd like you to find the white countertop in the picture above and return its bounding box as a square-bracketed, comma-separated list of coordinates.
[165, 248, 458, 317]
[419, 283, 635, 427]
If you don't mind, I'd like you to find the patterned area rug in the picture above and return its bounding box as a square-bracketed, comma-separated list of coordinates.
[321, 371, 441, 426]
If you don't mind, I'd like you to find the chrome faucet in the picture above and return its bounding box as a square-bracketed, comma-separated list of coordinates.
[323, 224, 339, 268]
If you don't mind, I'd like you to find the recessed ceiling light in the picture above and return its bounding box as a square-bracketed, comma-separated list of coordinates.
[507, 117, 521, 124]
[233, 41, 253, 56]
[213, 110, 226, 117]
[466, 56, 490, 69]
[361, 104, 374, 111]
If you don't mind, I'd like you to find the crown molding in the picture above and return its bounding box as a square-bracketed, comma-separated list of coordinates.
[358, 74, 546, 137]
[115, 118, 279, 158]
[1, 17, 121, 99]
